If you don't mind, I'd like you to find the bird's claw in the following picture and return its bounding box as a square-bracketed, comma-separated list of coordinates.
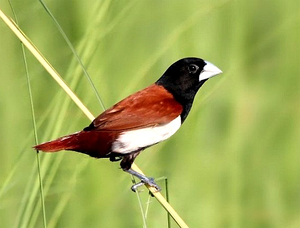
[131, 182, 145, 192]
[131, 177, 161, 192]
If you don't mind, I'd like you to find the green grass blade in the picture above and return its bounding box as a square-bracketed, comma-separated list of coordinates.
[22, 38, 47, 228]
[38, 0, 106, 111]
[131, 177, 148, 228]
[7, 1, 47, 227]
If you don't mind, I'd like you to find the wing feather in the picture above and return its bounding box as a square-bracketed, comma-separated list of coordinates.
[85, 84, 183, 131]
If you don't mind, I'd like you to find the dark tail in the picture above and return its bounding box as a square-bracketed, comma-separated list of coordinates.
[33, 131, 117, 158]
[33, 132, 81, 152]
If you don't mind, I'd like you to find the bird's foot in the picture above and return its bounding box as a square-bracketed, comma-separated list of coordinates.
[125, 168, 161, 192]
[131, 177, 161, 192]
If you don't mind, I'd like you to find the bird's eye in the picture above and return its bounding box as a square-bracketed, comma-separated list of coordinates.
[188, 64, 199, 74]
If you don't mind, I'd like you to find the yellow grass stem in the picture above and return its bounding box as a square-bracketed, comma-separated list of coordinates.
[0, 9, 189, 228]
[0, 10, 94, 121]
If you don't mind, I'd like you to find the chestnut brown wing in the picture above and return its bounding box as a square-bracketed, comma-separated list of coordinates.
[86, 84, 183, 131]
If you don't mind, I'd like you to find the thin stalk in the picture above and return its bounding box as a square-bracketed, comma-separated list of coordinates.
[0, 9, 94, 120]
[165, 178, 171, 228]
[22, 37, 47, 228]
[144, 192, 152, 222]
[131, 177, 148, 228]
[38, 0, 105, 111]
[6, 1, 47, 227]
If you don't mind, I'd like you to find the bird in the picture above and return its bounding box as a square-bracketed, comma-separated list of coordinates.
[34, 57, 222, 192]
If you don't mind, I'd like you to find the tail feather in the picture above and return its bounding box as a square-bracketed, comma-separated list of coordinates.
[33, 132, 81, 152]
[33, 131, 118, 158]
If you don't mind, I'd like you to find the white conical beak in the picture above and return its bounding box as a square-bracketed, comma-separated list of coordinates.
[199, 61, 222, 81]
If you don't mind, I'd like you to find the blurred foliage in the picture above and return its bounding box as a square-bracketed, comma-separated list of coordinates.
[0, 0, 300, 227]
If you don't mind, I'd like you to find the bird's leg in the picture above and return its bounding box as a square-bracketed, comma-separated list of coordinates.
[120, 151, 161, 192]
[125, 168, 161, 192]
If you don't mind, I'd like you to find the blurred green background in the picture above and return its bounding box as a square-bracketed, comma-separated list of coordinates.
[1, 0, 300, 227]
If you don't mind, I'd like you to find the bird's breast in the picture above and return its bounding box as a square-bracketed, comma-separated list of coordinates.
[111, 115, 181, 154]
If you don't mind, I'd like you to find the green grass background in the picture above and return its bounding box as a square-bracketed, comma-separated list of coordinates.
[1, 0, 300, 227]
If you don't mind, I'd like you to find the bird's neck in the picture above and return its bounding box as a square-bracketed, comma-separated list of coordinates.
[156, 80, 207, 123]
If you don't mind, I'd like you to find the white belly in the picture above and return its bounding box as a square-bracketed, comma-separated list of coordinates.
[112, 116, 181, 154]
